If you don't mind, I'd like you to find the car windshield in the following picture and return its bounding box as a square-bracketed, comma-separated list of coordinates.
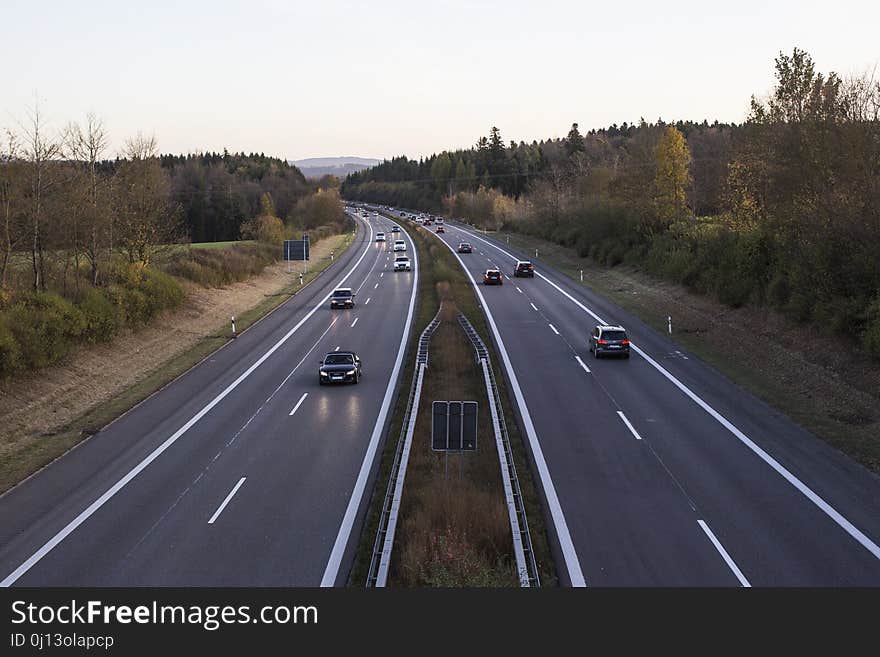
[518, 262, 532, 268]
[602, 331, 626, 341]
[396, 256, 408, 261]
[324, 354, 354, 365]
[460, 243, 470, 248]
[487, 271, 500, 277]
[333, 290, 352, 298]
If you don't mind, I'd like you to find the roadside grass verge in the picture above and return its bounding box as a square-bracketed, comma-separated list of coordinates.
[501, 230, 880, 475]
[0, 232, 352, 494]
[348, 217, 557, 586]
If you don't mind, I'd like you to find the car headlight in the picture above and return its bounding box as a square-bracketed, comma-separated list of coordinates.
[320, 371, 328, 377]
[346, 369, 357, 376]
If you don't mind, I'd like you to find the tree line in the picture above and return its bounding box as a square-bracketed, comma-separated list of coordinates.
[0, 109, 349, 377]
[343, 49, 880, 356]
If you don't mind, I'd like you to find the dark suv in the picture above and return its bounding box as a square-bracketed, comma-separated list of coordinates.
[483, 269, 503, 285]
[330, 288, 355, 309]
[319, 351, 361, 384]
[514, 260, 534, 277]
[589, 325, 630, 359]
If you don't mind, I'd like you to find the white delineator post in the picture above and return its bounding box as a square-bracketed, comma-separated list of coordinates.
[231, 316, 236, 338]
[668, 316, 672, 334]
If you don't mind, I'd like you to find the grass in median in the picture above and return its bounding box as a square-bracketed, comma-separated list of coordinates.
[501, 230, 880, 475]
[0, 232, 353, 494]
[349, 217, 557, 586]
[391, 302, 516, 586]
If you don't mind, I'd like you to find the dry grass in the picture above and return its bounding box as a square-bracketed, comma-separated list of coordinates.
[391, 306, 518, 587]
[0, 233, 350, 493]
[504, 231, 880, 474]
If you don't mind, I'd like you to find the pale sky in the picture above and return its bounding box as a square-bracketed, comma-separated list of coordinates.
[4, 0, 878, 160]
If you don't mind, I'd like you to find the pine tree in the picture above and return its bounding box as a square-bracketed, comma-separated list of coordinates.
[565, 123, 585, 156]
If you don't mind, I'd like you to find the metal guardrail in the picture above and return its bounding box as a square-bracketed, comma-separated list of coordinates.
[458, 314, 541, 587]
[366, 307, 443, 587]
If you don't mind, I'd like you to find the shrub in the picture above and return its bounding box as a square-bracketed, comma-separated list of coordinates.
[767, 273, 791, 308]
[0, 318, 22, 377]
[78, 288, 121, 343]
[6, 292, 86, 369]
[166, 243, 278, 288]
[108, 284, 150, 327]
[138, 268, 184, 315]
[863, 297, 880, 358]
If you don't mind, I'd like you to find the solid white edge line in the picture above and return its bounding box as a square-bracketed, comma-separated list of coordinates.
[351, 317, 359, 328]
[616, 411, 643, 441]
[549, 323, 560, 335]
[1, 217, 375, 588]
[208, 477, 247, 524]
[435, 232, 586, 587]
[321, 226, 419, 586]
[289, 392, 309, 417]
[456, 224, 880, 562]
[698, 519, 751, 587]
[574, 356, 591, 374]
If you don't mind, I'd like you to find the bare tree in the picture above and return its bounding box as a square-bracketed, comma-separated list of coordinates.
[20, 101, 62, 291]
[0, 130, 26, 288]
[115, 133, 181, 266]
[65, 114, 110, 284]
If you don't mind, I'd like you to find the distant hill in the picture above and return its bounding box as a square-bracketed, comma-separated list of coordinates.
[291, 156, 381, 179]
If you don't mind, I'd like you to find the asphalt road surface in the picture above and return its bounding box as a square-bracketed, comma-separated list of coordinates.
[429, 218, 880, 586]
[0, 210, 417, 586]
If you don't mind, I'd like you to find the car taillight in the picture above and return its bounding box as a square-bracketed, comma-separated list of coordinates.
[598, 339, 608, 345]
[621, 339, 630, 345]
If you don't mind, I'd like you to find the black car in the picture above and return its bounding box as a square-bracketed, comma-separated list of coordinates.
[483, 269, 503, 285]
[589, 325, 630, 358]
[330, 287, 355, 309]
[458, 242, 473, 253]
[319, 351, 361, 384]
[514, 260, 534, 277]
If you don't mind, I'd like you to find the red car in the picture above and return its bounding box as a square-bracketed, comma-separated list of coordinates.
[483, 269, 503, 285]
[436, 225, 445, 233]
[457, 242, 473, 253]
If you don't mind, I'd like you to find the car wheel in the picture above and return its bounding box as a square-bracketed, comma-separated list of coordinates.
[319, 379, 325, 386]
[624, 352, 630, 359]
[593, 346, 600, 359]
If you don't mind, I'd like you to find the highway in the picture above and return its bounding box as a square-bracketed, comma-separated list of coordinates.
[0, 210, 417, 586]
[429, 218, 880, 586]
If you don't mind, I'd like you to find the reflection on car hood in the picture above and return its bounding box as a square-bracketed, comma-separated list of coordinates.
[320, 363, 355, 372]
